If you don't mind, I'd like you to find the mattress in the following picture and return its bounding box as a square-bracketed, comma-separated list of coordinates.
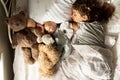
[11, 0, 120, 80]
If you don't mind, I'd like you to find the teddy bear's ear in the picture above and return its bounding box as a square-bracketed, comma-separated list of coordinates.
[19, 11, 26, 16]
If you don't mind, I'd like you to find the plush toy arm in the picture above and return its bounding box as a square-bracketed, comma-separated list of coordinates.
[12, 34, 18, 48]
[39, 67, 55, 78]
[22, 47, 35, 64]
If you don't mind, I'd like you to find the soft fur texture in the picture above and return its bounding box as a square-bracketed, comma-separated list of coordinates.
[6, 11, 62, 78]
[36, 21, 62, 78]
[6, 11, 39, 64]
[38, 44, 61, 78]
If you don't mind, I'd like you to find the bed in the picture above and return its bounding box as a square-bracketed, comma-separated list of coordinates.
[1, 0, 120, 80]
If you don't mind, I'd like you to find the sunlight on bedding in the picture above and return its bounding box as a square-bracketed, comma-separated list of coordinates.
[1, 0, 120, 80]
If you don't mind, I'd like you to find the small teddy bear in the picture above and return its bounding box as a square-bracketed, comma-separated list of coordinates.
[5, 11, 39, 64]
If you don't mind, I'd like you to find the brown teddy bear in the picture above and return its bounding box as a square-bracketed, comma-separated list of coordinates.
[36, 21, 62, 78]
[6, 11, 62, 78]
[38, 44, 61, 78]
[5, 11, 39, 64]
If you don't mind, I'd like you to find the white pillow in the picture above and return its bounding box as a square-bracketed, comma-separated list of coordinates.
[105, 35, 116, 48]
[106, 0, 120, 34]
[40, 0, 76, 24]
[29, 0, 55, 23]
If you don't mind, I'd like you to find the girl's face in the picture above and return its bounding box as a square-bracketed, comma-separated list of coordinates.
[72, 9, 88, 22]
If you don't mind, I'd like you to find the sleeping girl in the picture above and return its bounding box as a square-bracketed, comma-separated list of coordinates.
[54, 0, 115, 80]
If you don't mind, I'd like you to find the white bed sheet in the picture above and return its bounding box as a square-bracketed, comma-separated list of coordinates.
[13, 0, 120, 80]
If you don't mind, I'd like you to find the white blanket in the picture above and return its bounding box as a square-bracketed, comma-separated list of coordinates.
[61, 45, 113, 80]
[13, 44, 113, 80]
[13, 22, 114, 80]
[13, 0, 120, 80]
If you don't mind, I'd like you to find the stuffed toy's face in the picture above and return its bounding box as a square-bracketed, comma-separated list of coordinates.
[6, 11, 27, 32]
[44, 21, 56, 34]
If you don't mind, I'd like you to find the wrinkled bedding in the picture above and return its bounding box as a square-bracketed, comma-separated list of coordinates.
[13, 39, 113, 80]
[59, 45, 113, 80]
[14, 22, 113, 80]
[13, 0, 120, 80]
[55, 21, 113, 80]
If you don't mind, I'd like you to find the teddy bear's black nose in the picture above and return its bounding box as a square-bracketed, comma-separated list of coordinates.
[16, 23, 19, 26]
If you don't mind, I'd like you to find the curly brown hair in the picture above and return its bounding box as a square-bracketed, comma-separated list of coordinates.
[73, 0, 115, 22]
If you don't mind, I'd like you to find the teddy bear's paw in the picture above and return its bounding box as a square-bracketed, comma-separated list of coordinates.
[38, 44, 46, 52]
[22, 47, 35, 64]
[32, 52, 39, 61]
[25, 58, 35, 64]
[39, 68, 55, 78]
[22, 47, 32, 56]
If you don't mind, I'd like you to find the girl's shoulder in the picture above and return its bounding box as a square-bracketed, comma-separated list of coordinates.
[80, 21, 102, 27]
[77, 21, 103, 31]
[78, 21, 101, 25]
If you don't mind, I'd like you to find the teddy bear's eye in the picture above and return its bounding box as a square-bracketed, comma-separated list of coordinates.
[16, 23, 19, 26]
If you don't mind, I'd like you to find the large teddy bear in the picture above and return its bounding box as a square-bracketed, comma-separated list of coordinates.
[5, 11, 62, 78]
[5, 11, 39, 64]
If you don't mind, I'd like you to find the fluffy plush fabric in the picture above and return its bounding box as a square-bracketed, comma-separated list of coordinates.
[38, 44, 61, 78]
